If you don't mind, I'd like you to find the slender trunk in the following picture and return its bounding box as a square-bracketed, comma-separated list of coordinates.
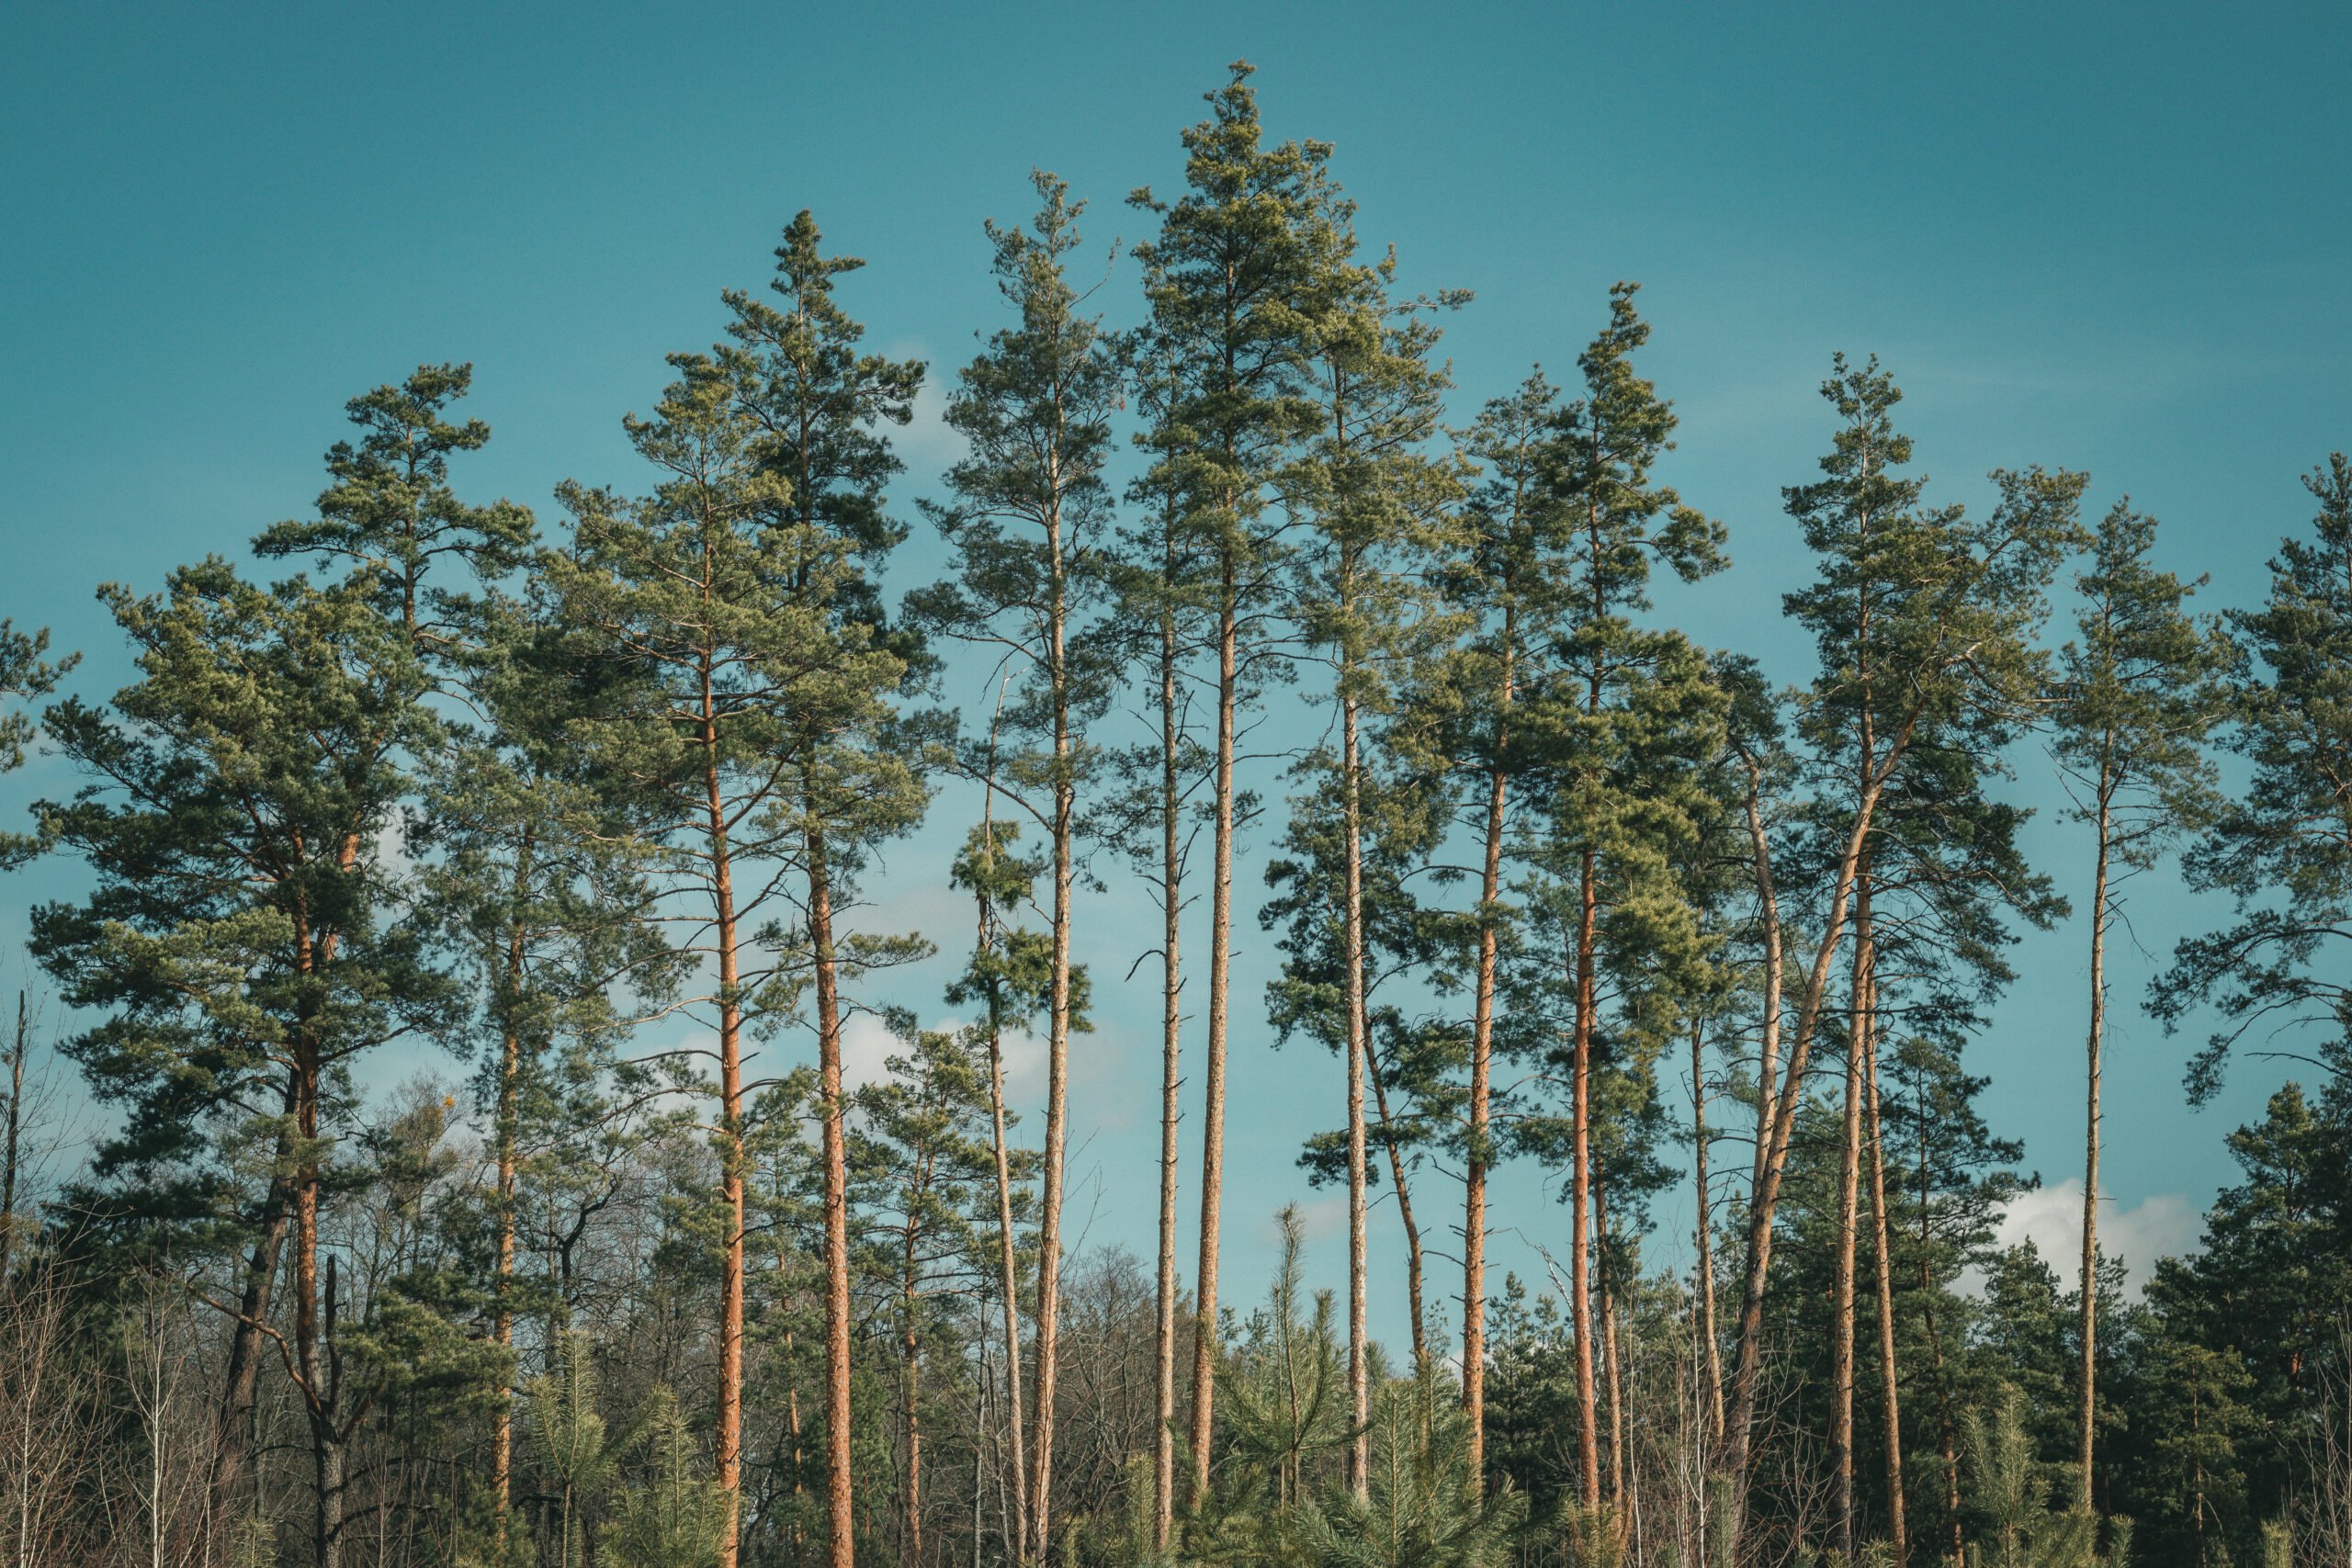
[1692, 1017, 1724, 1444]
[1741, 771, 1785, 1201]
[979, 867, 1031, 1562]
[1866, 966, 1905, 1563]
[1188, 563, 1238, 1506]
[1464, 617, 1515, 1488]
[1366, 1029, 1427, 1366]
[2079, 788, 2111, 1516]
[1153, 578, 1183, 1550]
[1572, 844, 1602, 1511]
[904, 1221, 923, 1568]
[708, 739, 746, 1568]
[1596, 1170, 1625, 1512]
[1341, 681, 1372, 1499]
[775, 1202, 808, 1552]
[1030, 501, 1076, 1565]
[1831, 887, 1872, 1563]
[1917, 1073, 1964, 1565]
[0, 995, 21, 1280]
[290, 1033, 341, 1568]
[809, 827, 856, 1568]
[492, 831, 535, 1553]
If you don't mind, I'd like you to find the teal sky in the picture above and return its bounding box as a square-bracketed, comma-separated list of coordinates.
[6, 2, 2349, 1350]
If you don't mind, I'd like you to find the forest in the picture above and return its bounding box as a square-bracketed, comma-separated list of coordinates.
[2, 58, 2349, 1568]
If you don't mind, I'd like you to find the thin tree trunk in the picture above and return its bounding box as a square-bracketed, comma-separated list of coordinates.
[291, 1034, 341, 1568]
[0, 994, 21, 1280]
[904, 1219, 923, 1568]
[1596, 1170, 1625, 1512]
[1188, 564, 1238, 1506]
[707, 739, 746, 1568]
[808, 828, 856, 1568]
[1866, 964, 1905, 1563]
[1917, 1068, 1965, 1565]
[775, 1200, 809, 1553]
[1572, 843, 1602, 1512]
[977, 822, 1031, 1562]
[1366, 1029, 1427, 1366]
[1831, 887, 1872, 1563]
[1464, 618, 1514, 1489]
[2079, 788, 2111, 1516]
[1341, 680, 1372, 1499]
[492, 830, 535, 1554]
[1692, 1017, 1724, 1444]
[1152, 576, 1183, 1549]
[1029, 497, 1076, 1565]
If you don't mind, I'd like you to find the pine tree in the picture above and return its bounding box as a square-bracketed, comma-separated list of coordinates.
[907, 171, 1123, 1561]
[1292, 1359, 1530, 1568]
[1515, 282, 1725, 1511]
[546, 352, 832, 1568]
[241, 361, 542, 1543]
[1130, 62, 1341, 1505]
[2160, 455, 2352, 1101]
[609, 1389, 732, 1568]
[1288, 182, 1462, 1494]
[526, 1331, 631, 1568]
[1724, 357, 2082, 1556]
[2051, 502, 2233, 1512]
[1099, 331, 1212, 1545]
[411, 590, 682, 1547]
[719, 209, 931, 1568]
[33, 557, 452, 1568]
[1413, 370, 1572, 1483]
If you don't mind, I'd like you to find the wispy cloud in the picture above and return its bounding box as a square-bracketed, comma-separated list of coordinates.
[1960, 1179, 2202, 1299]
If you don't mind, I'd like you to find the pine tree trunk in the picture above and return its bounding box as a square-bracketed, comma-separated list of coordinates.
[1572, 843, 1602, 1512]
[1464, 620, 1514, 1489]
[708, 750, 746, 1568]
[904, 1222, 923, 1568]
[1866, 967, 1906, 1564]
[0, 995, 21, 1279]
[492, 831, 534, 1555]
[1366, 1030, 1427, 1366]
[1029, 502, 1076, 1565]
[808, 828, 856, 1568]
[1596, 1170, 1625, 1512]
[1692, 1017, 1724, 1443]
[290, 1033, 339, 1568]
[1152, 581, 1183, 1549]
[1917, 1073, 1965, 1565]
[1188, 564, 1238, 1506]
[492, 1013, 520, 1548]
[980, 883, 1031, 1562]
[2080, 789, 2111, 1517]
[1341, 683, 1372, 1500]
[777, 1210, 810, 1553]
[1831, 890, 1872, 1563]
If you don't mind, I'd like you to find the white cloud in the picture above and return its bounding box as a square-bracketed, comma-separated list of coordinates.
[1271, 1195, 1349, 1248]
[839, 1009, 1048, 1101]
[1962, 1179, 2202, 1299]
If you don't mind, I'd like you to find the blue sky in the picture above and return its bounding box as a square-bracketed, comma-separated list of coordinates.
[5, 1, 2349, 1349]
